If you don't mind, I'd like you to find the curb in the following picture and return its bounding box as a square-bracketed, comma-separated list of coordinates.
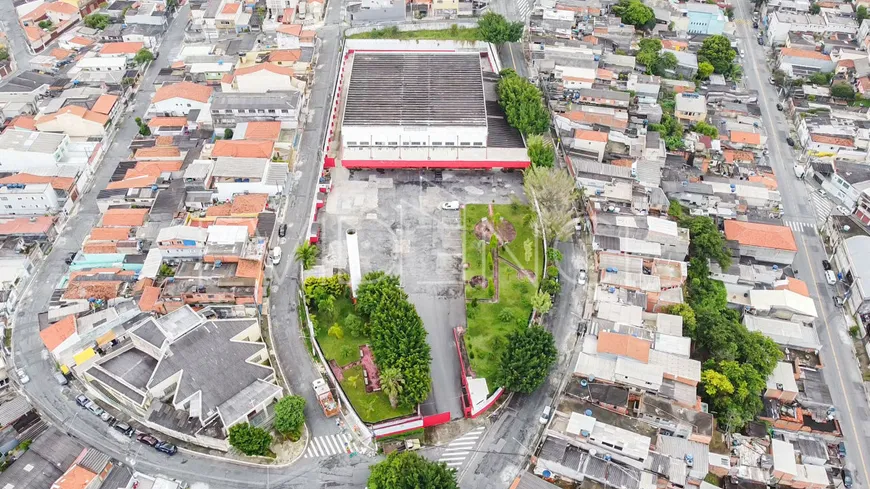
[176, 423, 312, 468]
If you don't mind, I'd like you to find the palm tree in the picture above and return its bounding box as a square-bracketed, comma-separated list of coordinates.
[295, 242, 319, 270]
[380, 367, 405, 409]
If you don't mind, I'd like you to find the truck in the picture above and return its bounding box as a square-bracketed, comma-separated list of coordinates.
[313, 379, 339, 417]
[794, 164, 806, 179]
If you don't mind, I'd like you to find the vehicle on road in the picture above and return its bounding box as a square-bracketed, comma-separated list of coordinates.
[838, 441, 847, 458]
[753, 21, 758, 28]
[786, 136, 795, 146]
[100, 411, 114, 423]
[16, 369, 29, 384]
[578, 270, 587, 285]
[843, 469, 853, 488]
[833, 296, 845, 307]
[155, 441, 178, 455]
[313, 378, 339, 417]
[271, 246, 282, 265]
[382, 438, 421, 455]
[776, 103, 783, 111]
[769, 76, 776, 85]
[740, 49, 745, 58]
[539, 406, 552, 424]
[86, 401, 105, 417]
[837, 205, 852, 215]
[137, 433, 159, 447]
[278, 224, 287, 237]
[113, 422, 135, 437]
[793, 165, 805, 179]
[76, 395, 91, 408]
[54, 372, 68, 385]
[757, 37, 764, 45]
[822, 260, 831, 271]
[441, 201, 460, 210]
[817, 188, 827, 197]
[825, 270, 838, 285]
[64, 252, 76, 265]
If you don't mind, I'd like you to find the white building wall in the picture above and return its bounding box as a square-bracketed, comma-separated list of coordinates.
[342, 124, 488, 147]
[214, 181, 284, 200]
[149, 98, 209, 117]
[37, 115, 106, 138]
[236, 71, 297, 93]
[0, 184, 60, 216]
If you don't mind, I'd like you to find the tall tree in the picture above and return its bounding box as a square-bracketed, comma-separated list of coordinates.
[611, 0, 654, 27]
[497, 72, 550, 135]
[84, 13, 110, 29]
[228, 423, 272, 456]
[523, 166, 577, 242]
[133, 48, 154, 65]
[380, 367, 405, 409]
[295, 242, 319, 270]
[273, 395, 306, 437]
[698, 35, 736, 74]
[527, 135, 555, 168]
[497, 326, 557, 393]
[529, 290, 553, 315]
[368, 452, 459, 489]
[685, 216, 731, 268]
[697, 61, 715, 80]
[477, 12, 524, 44]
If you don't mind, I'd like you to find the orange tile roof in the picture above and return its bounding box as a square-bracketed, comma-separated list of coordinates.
[662, 39, 687, 50]
[565, 111, 628, 129]
[838, 59, 855, 69]
[133, 160, 183, 173]
[148, 116, 188, 128]
[134, 146, 181, 159]
[49, 48, 73, 60]
[724, 220, 798, 251]
[282, 7, 295, 21]
[748, 173, 778, 190]
[780, 47, 831, 61]
[152, 81, 213, 104]
[234, 62, 295, 78]
[221, 73, 234, 84]
[102, 208, 149, 227]
[100, 41, 145, 55]
[68, 36, 95, 46]
[858, 77, 870, 92]
[83, 241, 120, 254]
[171, 60, 185, 69]
[46, 2, 79, 14]
[92, 94, 119, 115]
[90, 227, 132, 241]
[776, 277, 810, 297]
[0, 216, 54, 235]
[268, 50, 302, 63]
[277, 24, 303, 36]
[811, 134, 854, 147]
[39, 315, 76, 351]
[596, 331, 650, 363]
[214, 216, 258, 235]
[106, 174, 158, 189]
[242, 121, 281, 140]
[730, 131, 761, 145]
[0, 173, 74, 191]
[211, 140, 274, 158]
[596, 68, 614, 80]
[63, 280, 122, 301]
[236, 258, 261, 279]
[138, 286, 162, 312]
[205, 203, 232, 217]
[155, 136, 175, 146]
[723, 150, 755, 163]
[36, 105, 109, 126]
[221, 2, 241, 14]
[574, 129, 609, 142]
[8, 115, 37, 130]
[25, 26, 47, 42]
[230, 193, 268, 214]
[21, 4, 49, 21]
[52, 465, 97, 489]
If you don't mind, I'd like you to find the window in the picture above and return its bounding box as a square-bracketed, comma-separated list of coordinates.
[281, 109, 288, 113]
[374, 142, 384, 146]
[473, 142, 483, 146]
[432, 142, 442, 146]
[346, 141, 356, 146]
[268, 109, 276, 113]
[389, 142, 398, 146]
[3, 205, 10, 209]
[445, 142, 455, 146]
[460, 142, 470, 146]
[411, 142, 421, 146]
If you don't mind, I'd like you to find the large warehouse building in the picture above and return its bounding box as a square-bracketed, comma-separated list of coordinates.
[333, 49, 529, 170]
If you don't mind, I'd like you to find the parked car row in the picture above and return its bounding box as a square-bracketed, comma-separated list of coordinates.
[75, 394, 177, 455]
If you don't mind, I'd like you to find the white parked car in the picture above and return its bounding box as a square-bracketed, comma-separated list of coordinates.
[271, 246, 282, 265]
[441, 201, 460, 210]
[16, 368, 29, 384]
[578, 270, 587, 285]
[837, 205, 852, 215]
[825, 270, 838, 285]
[539, 406, 551, 424]
[817, 189, 827, 197]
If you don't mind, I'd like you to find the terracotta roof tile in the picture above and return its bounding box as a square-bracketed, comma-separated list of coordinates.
[8, 115, 37, 130]
[102, 208, 149, 227]
[233, 63, 295, 78]
[230, 193, 268, 214]
[776, 277, 810, 297]
[25, 26, 47, 42]
[211, 140, 274, 158]
[154, 136, 175, 146]
[724, 220, 798, 251]
[730, 131, 761, 145]
[63, 280, 121, 301]
[780, 48, 831, 61]
[221, 2, 241, 13]
[106, 174, 158, 189]
[138, 286, 162, 312]
[134, 160, 183, 172]
[242, 121, 281, 140]
[83, 241, 120, 253]
[100, 42, 145, 55]
[0, 216, 54, 235]
[49, 48, 73, 60]
[148, 116, 188, 128]
[221, 73, 234, 84]
[134, 146, 181, 159]
[92, 94, 119, 115]
[0, 173, 74, 191]
[597, 331, 650, 363]
[574, 129, 609, 142]
[236, 258, 261, 279]
[53, 464, 97, 489]
[36, 105, 109, 126]
[46, 2, 79, 14]
[723, 150, 755, 163]
[277, 24, 303, 36]
[68, 36, 95, 46]
[811, 133, 854, 147]
[90, 227, 132, 241]
[205, 203, 232, 217]
[214, 217, 258, 234]
[152, 81, 213, 104]
[268, 50, 302, 63]
[39, 315, 76, 352]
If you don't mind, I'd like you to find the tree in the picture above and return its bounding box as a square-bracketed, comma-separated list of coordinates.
[133, 48, 154, 65]
[685, 216, 731, 268]
[523, 166, 577, 242]
[497, 71, 550, 135]
[860, 5, 869, 24]
[697, 61, 714, 80]
[807, 72, 832, 86]
[328, 324, 344, 339]
[698, 35, 736, 74]
[611, 0, 654, 28]
[224, 128, 234, 140]
[368, 452, 459, 489]
[228, 423, 272, 456]
[477, 12, 524, 44]
[380, 367, 405, 408]
[665, 303, 697, 338]
[84, 13, 110, 29]
[692, 121, 719, 138]
[529, 290, 553, 315]
[273, 395, 306, 437]
[653, 52, 678, 76]
[121, 77, 135, 88]
[527, 135, 555, 168]
[809, 2, 821, 14]
[702, 360, 766, 432]
[356, 271, 402, 316]
[294, 242, 319, 270]
[0, 47, 8, 62]
[345, 313, 367, 337]
[831, 81, 856, 100]
[38, 20, 53, 29]
[497, 326, 557, 393]
[134, 117, 151, 136]
[701, 369, 734, 397]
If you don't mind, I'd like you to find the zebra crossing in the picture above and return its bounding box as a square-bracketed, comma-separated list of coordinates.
[516, 0, 533, 19]
[810, 191, 834, 223]
[304, 433, 358, 458]
[437, 426, 485, 468]
[783, 220, 816, 234]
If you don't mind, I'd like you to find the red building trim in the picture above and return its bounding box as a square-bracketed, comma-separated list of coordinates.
[342, 160, 530, 170]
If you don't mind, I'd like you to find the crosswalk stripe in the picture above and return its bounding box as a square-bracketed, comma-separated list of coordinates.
[315, 437, 329, 454]
[455, 434, 481, 441]
[445, 461, 463, 466]
[443, 448, 471, 454]
[448, 441, 476, 448]
[439, 455, 470, 461]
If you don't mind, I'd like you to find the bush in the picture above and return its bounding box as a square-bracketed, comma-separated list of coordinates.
[497, 326, 557, 393]
[345, 313, 368, 337]
[228, 423, 272, 456]
[849, 325, 861, 338]
[497, 71, 550, 135]
[498, 309, 514, 323]
[274, 395, 306, 436]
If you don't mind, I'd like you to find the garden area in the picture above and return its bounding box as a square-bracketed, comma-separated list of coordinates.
[461, 203, 544, 383]
[305, 273, 429, 424]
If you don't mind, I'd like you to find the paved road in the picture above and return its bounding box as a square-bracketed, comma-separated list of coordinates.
[456, 239, 586, 489]
[490, 0, 530, 78]
[0, 0, 36, 83]
[10, 3, 378, 488]
[734, 2, 870, 487]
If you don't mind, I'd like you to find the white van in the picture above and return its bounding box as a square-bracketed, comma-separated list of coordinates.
[271, 246, 282, 265]
[825, 270, 837, 285]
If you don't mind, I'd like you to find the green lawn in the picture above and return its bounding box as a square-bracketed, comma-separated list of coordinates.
[348, 26, 482, 41]
[313, 295, 366, 366]
[462, 204, 543, 383]
[340, 365, 414, 424]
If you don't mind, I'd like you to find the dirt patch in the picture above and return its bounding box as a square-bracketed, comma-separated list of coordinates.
[469, 275, 488, 289]
[474, 218, 517, 246]
[499, 256, 536, 283]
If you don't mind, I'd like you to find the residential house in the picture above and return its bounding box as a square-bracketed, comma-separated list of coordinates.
[576, 88, 630, 109]
[748, 289, 818, 323]
[627, 74, 661, 105]
[832, 235, 870, 315]
[35, 105, 110, 138]
[569, 130, 609, 162]
[210, 91, 302, 129]
[0, 183, 61, 216]
[0, 130, 71, 173]
[220, 63, 304, 93]
[674, 93, 707, 123]
[778, 48, 835, 77]
[724, 220, 798, 265]
[743, 315, 823, 352]
[149, 81, 214, 116]
[210, 139, 275, 160]
[765, 362, 799, 403]
[123, 1, 169, 25]
[210, 157, 289, 199]
[684, 3, 727, 35]
[148, 116, 190, 135]
[276, 24, 315, 50]
[68, 56, 127, 85]
[766, 11, 858, 46]
[662, 49, 698, 78]
[98, 41, 146, 60]
[554, 107, 629, 133]
[156, 226, 209, 258]
[813, 160, 870, 210]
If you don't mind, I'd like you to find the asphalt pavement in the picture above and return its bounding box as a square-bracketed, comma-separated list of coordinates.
[734, 2, 870, 487]
[0, 0, 36, 83]
[489, 0, 530, 78]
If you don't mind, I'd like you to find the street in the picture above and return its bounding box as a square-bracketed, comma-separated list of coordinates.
[0, 0, 36, 85]
[489, 0, 531, 77]
[734, 1, 870, 486]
